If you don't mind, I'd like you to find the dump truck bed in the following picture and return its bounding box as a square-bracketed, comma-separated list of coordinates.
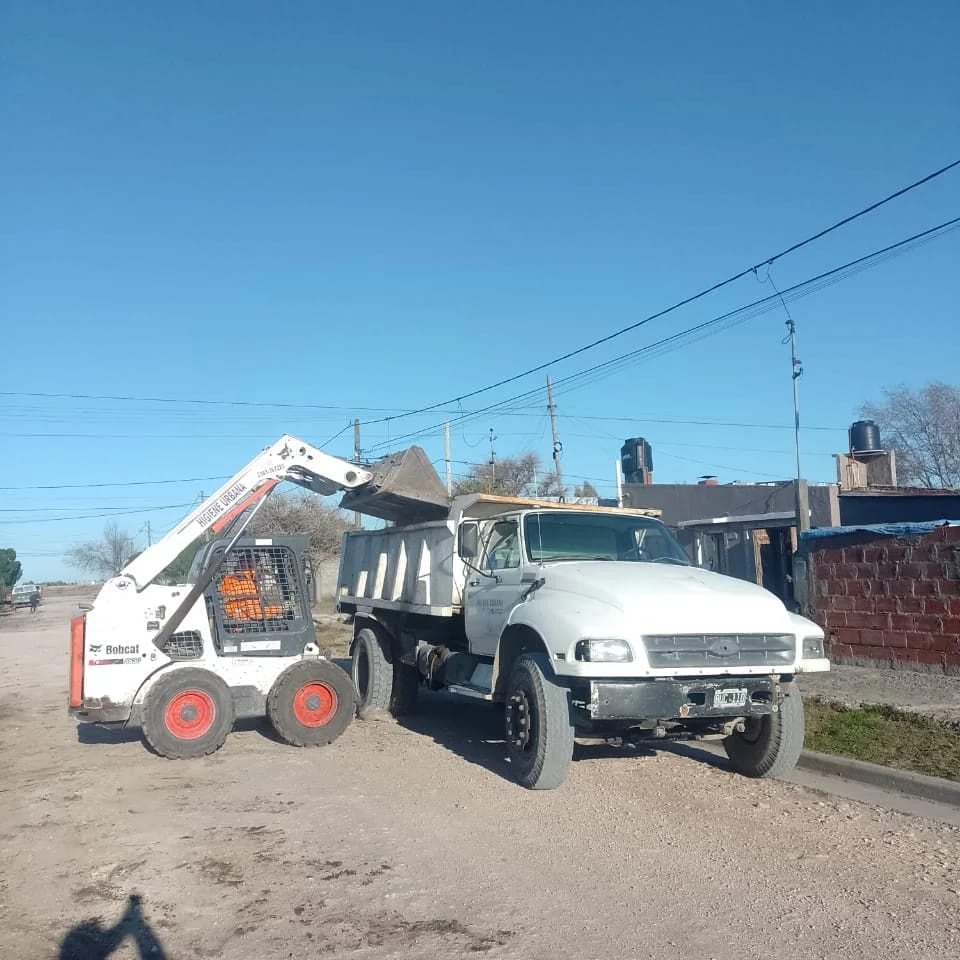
[338, 521, 460, 616]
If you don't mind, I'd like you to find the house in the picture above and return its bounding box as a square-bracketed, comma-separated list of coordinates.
[621, 479, 838, 606]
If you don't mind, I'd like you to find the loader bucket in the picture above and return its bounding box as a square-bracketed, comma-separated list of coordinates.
[339, 446, 450, 525]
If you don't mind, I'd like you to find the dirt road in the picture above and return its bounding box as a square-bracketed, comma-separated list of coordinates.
[2, 595, 959, 960]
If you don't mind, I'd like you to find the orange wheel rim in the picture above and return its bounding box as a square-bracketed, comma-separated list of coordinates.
[164, 689, 216, 740]
[292, 681, 338, 727]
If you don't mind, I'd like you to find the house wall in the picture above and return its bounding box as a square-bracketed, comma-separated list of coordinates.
[807, 525, 960, 673]
[623, 482, 838, 528]
[839, 493, 960, 526]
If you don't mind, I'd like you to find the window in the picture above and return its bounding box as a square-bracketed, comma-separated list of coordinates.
[210, 544, 305, 633]
[481, 519, 521, 570]
[524, 512, 688, 565]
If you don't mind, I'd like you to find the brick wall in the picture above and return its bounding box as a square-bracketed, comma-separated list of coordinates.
[809, 524, 960, 673]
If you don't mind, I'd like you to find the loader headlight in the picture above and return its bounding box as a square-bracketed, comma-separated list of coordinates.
[802, 635, 825, 659]
[575, 639, 633, 663]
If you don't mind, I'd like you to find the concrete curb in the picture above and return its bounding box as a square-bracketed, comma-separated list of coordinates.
[798, 750, 960, 808]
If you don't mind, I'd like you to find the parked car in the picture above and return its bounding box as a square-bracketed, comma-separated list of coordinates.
[12, 583, 40, 608]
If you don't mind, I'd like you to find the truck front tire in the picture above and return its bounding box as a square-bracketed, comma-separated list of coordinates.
[141, 668, 234, 759]
[351, 625, 418, 719]
[504, 654, 574, 790]
[723, 681, 804, 778]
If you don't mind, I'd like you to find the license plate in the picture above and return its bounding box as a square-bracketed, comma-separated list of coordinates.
[715, 688, 748, 708]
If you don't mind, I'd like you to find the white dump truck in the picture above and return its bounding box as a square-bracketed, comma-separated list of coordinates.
[339, 494, 829, 789]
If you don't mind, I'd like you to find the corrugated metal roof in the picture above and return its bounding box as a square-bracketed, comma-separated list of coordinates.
[800, 520, 960, 542]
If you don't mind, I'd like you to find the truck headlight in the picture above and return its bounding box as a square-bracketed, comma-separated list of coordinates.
[802, 636, 825, 659]
[575, 639, 633, 663]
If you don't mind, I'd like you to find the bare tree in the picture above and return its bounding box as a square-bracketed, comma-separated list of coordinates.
[574, 480, 599, 499]
[452, 452, 566, 499]
[535, 470, 568, 500]
[247, 493, 352, 569]
[66, 523, 138, 579]
[861, 382, 960, 488]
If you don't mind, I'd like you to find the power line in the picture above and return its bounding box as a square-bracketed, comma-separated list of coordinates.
[0, 504, 185, 512]
[0, 503, 195, 525]
[365, 214, 960, 452]
[0, 476, 229, 491]
[563, 414, 842, 431]
[3, 196, 951, 503]
[4, 160, 956, 429]
[357, 158, 960, 425]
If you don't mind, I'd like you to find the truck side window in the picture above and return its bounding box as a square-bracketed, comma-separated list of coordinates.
[481, 520, 521, 571]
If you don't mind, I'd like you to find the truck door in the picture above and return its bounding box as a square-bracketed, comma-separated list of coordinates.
[464, 517, 525, 658]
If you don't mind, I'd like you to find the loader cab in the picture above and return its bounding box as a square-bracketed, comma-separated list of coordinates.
[191, 535, 315, 658]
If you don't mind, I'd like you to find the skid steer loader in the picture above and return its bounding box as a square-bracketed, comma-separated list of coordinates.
[68, 436, 448, 758]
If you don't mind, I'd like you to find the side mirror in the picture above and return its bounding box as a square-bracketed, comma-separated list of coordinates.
[458, 522, 479, 560]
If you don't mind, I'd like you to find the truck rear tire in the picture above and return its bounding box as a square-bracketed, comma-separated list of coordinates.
[504, 654, 574, 790]
[267, 659, 355, 747]
[723, 681, 804, 778]
[351, 625, 418, 719]
[141, 668, 234, 759]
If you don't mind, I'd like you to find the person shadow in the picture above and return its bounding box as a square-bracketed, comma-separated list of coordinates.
[59, 894, 167, 960]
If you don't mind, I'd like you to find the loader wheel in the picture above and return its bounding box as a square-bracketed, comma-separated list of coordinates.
[141, 668, 234, 759]
[352, 625, 419, 719]
[504, 654, 574, 790]
[723, 681, 804, 778]
[267, 659, 355, 747]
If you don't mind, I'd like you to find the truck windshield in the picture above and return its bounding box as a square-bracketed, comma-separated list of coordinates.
[523, 512, 689, 565]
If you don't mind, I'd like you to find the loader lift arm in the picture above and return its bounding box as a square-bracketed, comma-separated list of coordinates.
[121, 435, 373, 591]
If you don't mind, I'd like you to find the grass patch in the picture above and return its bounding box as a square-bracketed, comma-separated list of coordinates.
[804, 699, 960, 781]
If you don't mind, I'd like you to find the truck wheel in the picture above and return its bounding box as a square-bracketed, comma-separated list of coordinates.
[723, 682, 804, 778]
[141, 668, 234, 759]
[267, 659, 355, 747]
[351, 625, 418, 719]
[504, 654, 574, 790]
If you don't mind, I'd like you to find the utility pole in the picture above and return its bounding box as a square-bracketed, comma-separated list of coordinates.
[146, 520, 152, 547]
[488, 428, 497, 493]
[444, 420, 452, 496]
[546, 375, 564, 501]
[785, 316, 808, 532]
[353, 418, 362, 530]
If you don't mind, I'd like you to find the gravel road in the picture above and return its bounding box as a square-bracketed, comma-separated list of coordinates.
[2, 594, 959, 960]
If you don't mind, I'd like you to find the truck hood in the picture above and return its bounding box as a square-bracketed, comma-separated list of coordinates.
[538, 561, 796, 634]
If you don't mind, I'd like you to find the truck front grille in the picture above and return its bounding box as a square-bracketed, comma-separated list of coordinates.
[641, 634, 795, 669]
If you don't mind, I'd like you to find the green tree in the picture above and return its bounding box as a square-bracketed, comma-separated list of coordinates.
[574, 480, 599, 499]
[0, 548, 22, 589]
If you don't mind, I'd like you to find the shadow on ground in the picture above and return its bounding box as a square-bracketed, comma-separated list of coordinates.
[60, 894, 167, 960]
[76, 725, 142, 746]
[396, 690, 730, 785]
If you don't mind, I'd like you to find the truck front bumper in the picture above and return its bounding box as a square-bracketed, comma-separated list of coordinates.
[583, 676, 782, 721]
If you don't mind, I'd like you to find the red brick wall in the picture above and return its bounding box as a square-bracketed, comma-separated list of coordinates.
[809, 524, 960, 673]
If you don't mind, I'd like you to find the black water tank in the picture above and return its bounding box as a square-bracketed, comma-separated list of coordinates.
[620, 438, 653, 480]
[850, 420, 882, 454]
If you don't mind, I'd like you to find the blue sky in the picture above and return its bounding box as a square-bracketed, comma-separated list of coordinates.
[2, 1, 958, 582]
